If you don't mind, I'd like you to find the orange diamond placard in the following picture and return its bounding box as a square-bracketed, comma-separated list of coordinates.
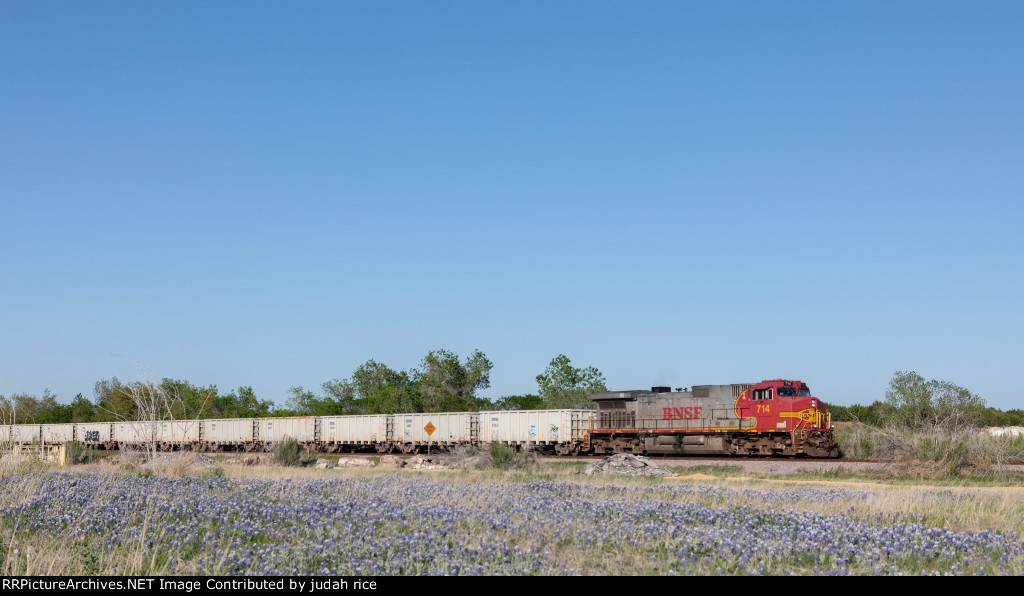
[424, 422, 436, 436]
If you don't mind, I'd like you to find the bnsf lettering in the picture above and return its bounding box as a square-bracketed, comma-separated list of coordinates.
[662, 407, 702, 420]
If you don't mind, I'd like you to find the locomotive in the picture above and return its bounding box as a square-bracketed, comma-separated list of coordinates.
[588, 379, 840, 458]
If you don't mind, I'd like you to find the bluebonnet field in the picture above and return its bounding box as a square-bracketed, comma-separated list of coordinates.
[1, 471, 1022, 575]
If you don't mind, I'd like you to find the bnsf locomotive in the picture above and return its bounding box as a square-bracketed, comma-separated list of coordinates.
[588, 379, 840, 458]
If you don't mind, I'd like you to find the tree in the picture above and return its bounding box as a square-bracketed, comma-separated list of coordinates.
[95, 366, 213, 458]
[0, 389, 60, 424]
[415, 349, 493, 412]
[493, 394, 544, 410]
[213, 386, 273, 419]
[536, 354, 607, 409]
[884, 370, 985, 430]
[70, 393, 96, 422]
[349, 359, 417, 413]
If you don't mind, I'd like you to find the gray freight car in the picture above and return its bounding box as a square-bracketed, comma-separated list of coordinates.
[11, 424, 40, 444]
[203, 418, 257, 451]
[76, 422, 115, 449]
[479, 410, 593, 454]
[320, 415, 388, 452]
[113, 421, 157, 450]
[259, 417, 316, 451]
[389, 412, 476, 453]
[156, 420, 202, 450]
[40, 424, 75, 444]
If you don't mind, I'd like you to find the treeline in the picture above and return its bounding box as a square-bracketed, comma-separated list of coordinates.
[0, 351, 608, 424]
[831, 402, 1024, 427]
[830, 370, 1022, 428]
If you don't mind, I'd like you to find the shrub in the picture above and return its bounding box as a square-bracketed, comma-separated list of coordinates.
[273, 437, 301, 467]
[201, 467, 225, 478]
[489, 442, 516, 469]
[486, 442, 541, 471]
[64, 442, 83, 465]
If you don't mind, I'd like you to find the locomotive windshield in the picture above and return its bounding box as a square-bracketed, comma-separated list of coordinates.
[777, 387, 797, 397]
[799, 387, 811, 397]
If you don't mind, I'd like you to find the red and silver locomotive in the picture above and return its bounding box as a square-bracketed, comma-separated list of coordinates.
[587, 379, 840, 458]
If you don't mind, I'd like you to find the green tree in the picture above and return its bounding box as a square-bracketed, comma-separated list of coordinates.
[0, 389, 61, 424]
[415, 349, 493, 412]
[536, 354, 607, 409]
[319, 379, 359, 414]
[93, 377, 136, 421]
[493, 394, 544, 410]
[215, 386, 273, 418]
[70, 393, 96, 422]
[350, 359, 418, 413]
[160, 378, 219, 420]
[884, 370, 985, 430]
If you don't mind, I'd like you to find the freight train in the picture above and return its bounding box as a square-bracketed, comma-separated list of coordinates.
[0, 379, 840, 458]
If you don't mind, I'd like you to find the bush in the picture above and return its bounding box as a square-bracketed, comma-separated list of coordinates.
[273, 437, 301, 467]
[839, 423, 1024, 478]
[65, 441, 83, 465]
[201, 466, 225, 478]
[487, 442, 540, 471]
[489, 442, 516, 469]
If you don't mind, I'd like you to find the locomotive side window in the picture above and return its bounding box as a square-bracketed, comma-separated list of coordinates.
[753, 388, 774, 400]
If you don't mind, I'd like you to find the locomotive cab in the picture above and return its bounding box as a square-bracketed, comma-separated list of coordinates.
[735, 380, 832, 433]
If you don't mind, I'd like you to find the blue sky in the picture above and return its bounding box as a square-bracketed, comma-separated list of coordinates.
[2, 1, 1022, 409]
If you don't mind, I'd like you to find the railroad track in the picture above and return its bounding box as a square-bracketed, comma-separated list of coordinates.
[88, 448, 880, 464]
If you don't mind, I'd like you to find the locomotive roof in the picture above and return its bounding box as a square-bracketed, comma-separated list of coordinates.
[590, 383, 755, 401]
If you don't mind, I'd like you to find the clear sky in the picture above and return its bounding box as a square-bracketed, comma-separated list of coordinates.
[2, 2, 1022, 410]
